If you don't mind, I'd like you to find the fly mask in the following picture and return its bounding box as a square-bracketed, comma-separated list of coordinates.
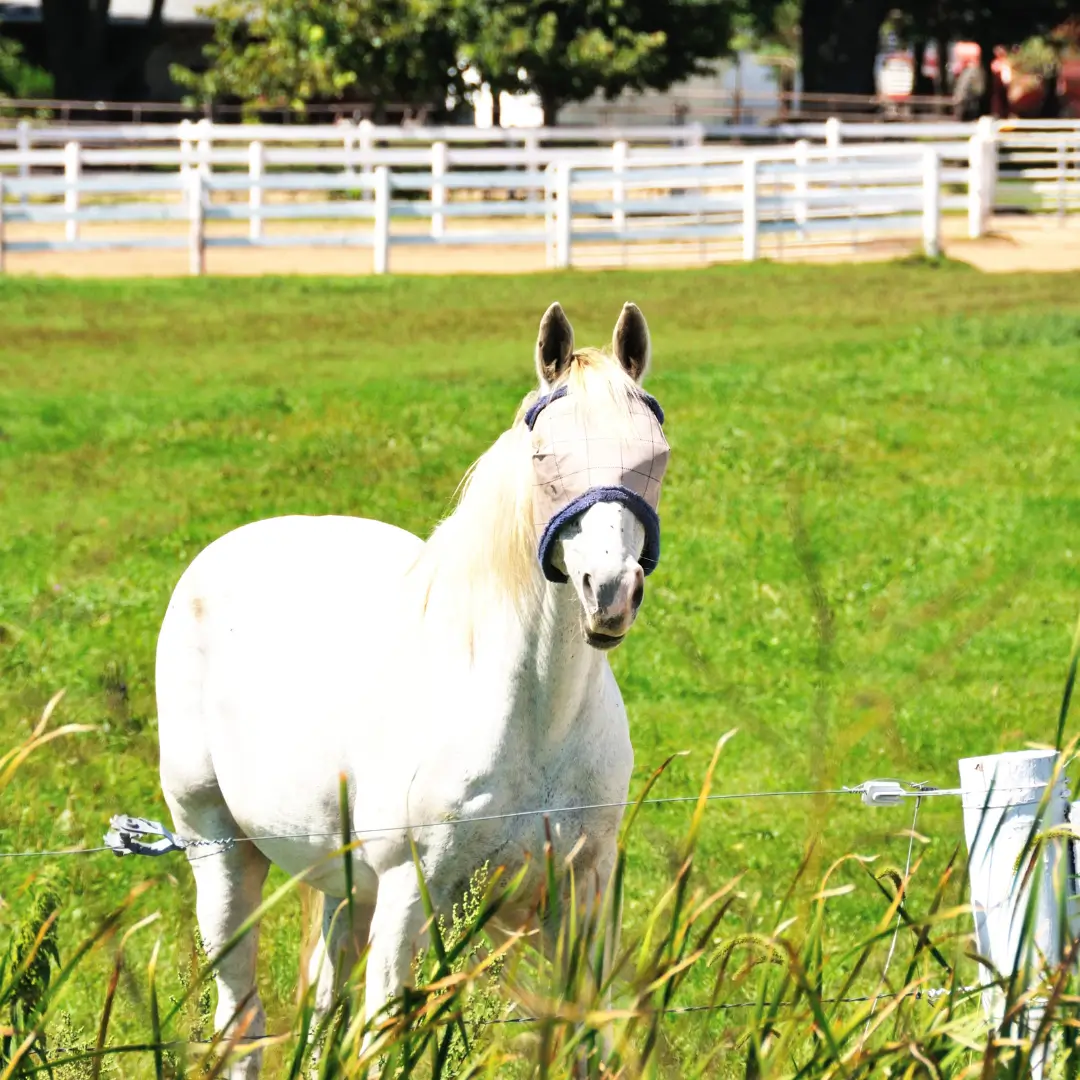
[525, 386, 670, 584]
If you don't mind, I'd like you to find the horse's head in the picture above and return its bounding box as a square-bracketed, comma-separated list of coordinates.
[530, 301, 669, 651]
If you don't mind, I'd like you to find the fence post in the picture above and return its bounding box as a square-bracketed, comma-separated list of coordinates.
[179, 118, 194, 183]
[16, 119, 29, 207]
[358, 118, 374, 201]
[976, 114, 997, 229]
[741, 156, 758, 262]
[63, 140, 80, 244]
[196, 118, 212, 180]
[794, 139, 809, 238]
[248, 140, 264, 243]
[525, 131, 540, 178]
[960, 749, 1070, 1069]
[554, 164, 572, 269]
[824, 116, 841, 160]
[685, 121, 705, 150]
[343, 120, 357, 182]
[0, 176, 6, 274]
[1057, 136, 1068, 223]
[372, 165, 390, 275]
[431, 140, 447, 239]
[544, 162, 556, 269]
[188, 169, 205, 276]
[967, 132, 986, 239]
[612, 139, 628, 233]
[921, 149, 941, 258]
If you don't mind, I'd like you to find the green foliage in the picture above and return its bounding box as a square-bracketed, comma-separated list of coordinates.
[0, 31, 53, 99]
[451, 0, 737, 122]
[176, 0, 738, 123]
[0, 880, 61, 1069]
[1012, 34, 1061, 78]
[171, 0, 461, 116]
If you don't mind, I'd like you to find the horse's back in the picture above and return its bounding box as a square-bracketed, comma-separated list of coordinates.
[157, 514, 423, 868]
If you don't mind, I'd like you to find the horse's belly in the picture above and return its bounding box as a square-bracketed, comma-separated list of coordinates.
[165, 515, 424, 878]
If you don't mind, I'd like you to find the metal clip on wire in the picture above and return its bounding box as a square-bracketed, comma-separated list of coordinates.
[103, 815, 189, 857]
[851, 780, 907, 807]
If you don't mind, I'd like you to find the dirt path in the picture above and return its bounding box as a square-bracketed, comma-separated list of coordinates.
[944, 216, 1080, 274]
[2, 215, 1077, 277]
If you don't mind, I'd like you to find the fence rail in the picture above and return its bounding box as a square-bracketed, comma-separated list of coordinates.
[0, 131, 994, 274]
[0, 90, 959, 127]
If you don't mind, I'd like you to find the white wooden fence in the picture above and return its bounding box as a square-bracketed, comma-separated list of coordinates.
[0, 134, 993, 274]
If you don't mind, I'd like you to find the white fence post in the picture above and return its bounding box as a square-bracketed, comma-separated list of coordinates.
[612, 139, 628, 232]
[554, 164, 572, 269]
[976, 115, 997, 227]
[922, 149, 941, 258]
[358, 119, 374, 200]
[431, 140, 447, 239]
[179, 118, 194, 182]
[967, 132, 986, 239]
[824, 117, 841, 160]
[63, 140, 80, 243]
[188, 169, 205, 276]
[525, 132, 540, 178]
[1057, 136, 1068, 223]
[742, 156, 758, 262]
[16, 119, 29, 207]
[248, 140, 264, 243]
[794, 139, 809, 237]
[544, 162, 556, 269]
[196, 118, 212, 180]
[373, 165, 390, 275]
[343, 120, 357, 182]
[960, 749, 1070, 1069]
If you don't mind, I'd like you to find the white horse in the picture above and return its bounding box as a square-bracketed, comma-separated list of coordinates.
[156, 301, 669, 1077]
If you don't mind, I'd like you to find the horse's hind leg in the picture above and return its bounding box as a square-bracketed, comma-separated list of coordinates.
[172, 803, 271, 1080]
[304, 894, 371, 1065]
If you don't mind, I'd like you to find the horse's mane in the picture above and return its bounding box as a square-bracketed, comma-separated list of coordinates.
[408, 347, 642, 630]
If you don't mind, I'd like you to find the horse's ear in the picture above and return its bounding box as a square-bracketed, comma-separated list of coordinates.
[536, 302, 575, 385]
[612, 302, 651, 383]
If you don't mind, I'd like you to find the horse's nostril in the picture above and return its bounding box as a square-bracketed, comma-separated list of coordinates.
[631, 579, 644, 611]
[581, 572, 596, 611]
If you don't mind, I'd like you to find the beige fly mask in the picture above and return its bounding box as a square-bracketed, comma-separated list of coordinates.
[525, 385, 670, 583]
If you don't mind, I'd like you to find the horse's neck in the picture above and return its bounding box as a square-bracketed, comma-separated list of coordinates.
[489, 581, 608, 748]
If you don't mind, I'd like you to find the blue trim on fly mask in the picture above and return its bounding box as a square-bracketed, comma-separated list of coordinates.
[537, 486, 662, 584]
[527, 384, 667, 584]
[525, 385, 665, 431]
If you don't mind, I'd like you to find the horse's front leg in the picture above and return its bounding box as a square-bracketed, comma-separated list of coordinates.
[593, 843, 622, 1066]
[360, 863, 430, 1060]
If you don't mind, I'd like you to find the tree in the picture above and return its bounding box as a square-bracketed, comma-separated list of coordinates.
[451, 0, 740, 125]
[172, 0, 462, 119]
[0, 31, 53, 98]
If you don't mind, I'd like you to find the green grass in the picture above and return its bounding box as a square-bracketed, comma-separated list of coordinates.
[1, 260, 1079, 1070]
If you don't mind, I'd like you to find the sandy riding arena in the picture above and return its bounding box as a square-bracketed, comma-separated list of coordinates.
[1, 214, 1077, 277]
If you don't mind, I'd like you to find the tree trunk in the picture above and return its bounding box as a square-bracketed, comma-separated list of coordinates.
[976, 32, 996, 117]
[912, 39, 933, 97]
[491, 86, 502, 128]
[800, 0, 889, 95]
[538, 88, 561, 126]
[116, 0, 166, 97]
[40, 0, 112, 98]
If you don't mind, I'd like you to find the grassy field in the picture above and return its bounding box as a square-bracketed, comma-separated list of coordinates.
[1, 260, 1079, 1070]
